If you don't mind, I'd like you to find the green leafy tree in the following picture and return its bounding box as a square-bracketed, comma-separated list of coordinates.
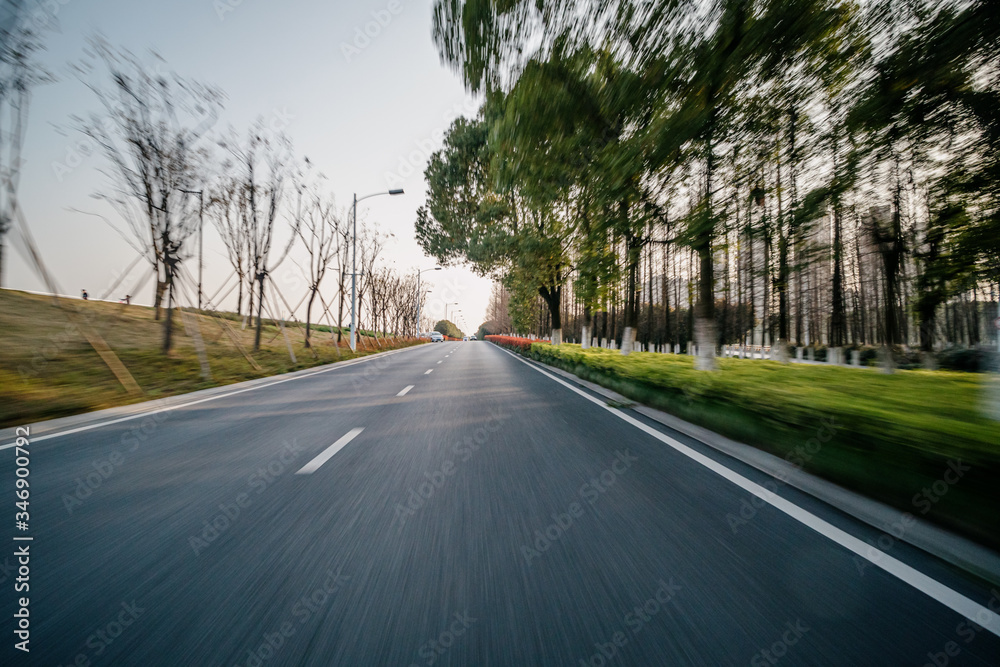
[434, 319, 464, 338]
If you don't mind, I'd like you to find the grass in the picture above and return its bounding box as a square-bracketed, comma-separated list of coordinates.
[0, 289, 425, 428]
[515, 342, 1000, 551]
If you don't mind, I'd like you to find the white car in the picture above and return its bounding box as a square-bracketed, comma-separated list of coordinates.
[430, 332, 444, 342]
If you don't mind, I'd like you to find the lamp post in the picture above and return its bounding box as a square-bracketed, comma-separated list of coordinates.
[416, 266, 441, 336]
[178, 189, 204, 309]
[350, 188, 403, 351]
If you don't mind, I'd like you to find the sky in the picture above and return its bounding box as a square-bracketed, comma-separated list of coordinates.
[5, 0, 490, 335]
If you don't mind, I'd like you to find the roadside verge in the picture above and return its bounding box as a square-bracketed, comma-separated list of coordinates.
[488, 338, 1000, 584]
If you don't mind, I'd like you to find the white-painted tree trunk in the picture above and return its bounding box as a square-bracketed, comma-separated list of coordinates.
[694, 317, 717, 370]
[551, 328, 562, 345]
[581, 326, 590, 349]
[620, 327, 635, 356]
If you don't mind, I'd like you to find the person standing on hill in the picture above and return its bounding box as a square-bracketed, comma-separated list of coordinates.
[81, 289, 88, 300]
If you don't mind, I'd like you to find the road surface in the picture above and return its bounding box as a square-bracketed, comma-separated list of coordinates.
[2, 341, 999, 665]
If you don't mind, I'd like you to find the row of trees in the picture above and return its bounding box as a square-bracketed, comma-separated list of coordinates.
[1, 20, 432, 356]
[420, 0, 999, 369]
[69, 38, 428, 353]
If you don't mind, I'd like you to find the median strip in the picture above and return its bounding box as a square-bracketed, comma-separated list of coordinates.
[295, 428, 365, 475]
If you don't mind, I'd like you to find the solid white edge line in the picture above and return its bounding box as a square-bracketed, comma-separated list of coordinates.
[493, 344, 1000, 638]
[295, 427, 365, 475]
[397, 385, 414, 397]
[424, 369, 433, 375]
[0, 347, 418, 450]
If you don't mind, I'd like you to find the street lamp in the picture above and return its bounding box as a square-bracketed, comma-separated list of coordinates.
[447, 306, 461, 337]
[445, 304, 459, 335]
[350, 188, 403, 351]
[416, 266, 441, 337]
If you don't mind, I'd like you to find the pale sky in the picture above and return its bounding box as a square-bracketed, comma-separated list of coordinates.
[6, 0, 489, 334]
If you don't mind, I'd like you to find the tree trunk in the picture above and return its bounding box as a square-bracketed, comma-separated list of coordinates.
[621, 230, 641, 355]
[695, 240, 717, 370]
[253, 274, 265, 351]
[336, 276, 345, 344]
[830, 204, 846, 348]
[662, 240, 671, 348]
[162, 278, 175, 353]
[236, 274, 244, 317]
[153, 273, 165, 321]
[304, 289, 316, 348]
[539, 284, 562, 344]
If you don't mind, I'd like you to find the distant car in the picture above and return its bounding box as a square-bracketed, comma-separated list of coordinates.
[430, 332, 444, 342]
[470, 334, 477, 340]
[463, 336, 468, 341]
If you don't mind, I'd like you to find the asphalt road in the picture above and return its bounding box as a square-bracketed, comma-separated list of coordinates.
[2, 340, 1000, 666]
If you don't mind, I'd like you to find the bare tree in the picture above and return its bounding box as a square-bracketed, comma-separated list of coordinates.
[206, 176, 249, 314]
[220, 120, 297, 350]
[0, 19, 49, 286]
[292, 160, 341, 347]
[357, 225, 389, 336]
[73, 37, 223, 351]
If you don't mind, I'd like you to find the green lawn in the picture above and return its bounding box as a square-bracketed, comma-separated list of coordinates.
[519, 342, 1000, 551]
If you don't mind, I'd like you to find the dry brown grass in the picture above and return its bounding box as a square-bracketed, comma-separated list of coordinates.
[0, 289, 423, 427]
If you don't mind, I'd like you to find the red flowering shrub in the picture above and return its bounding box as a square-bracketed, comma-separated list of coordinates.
[485, 335, 549, 354]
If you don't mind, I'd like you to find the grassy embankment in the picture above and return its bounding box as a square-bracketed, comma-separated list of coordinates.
[494, 339, 1000, 551]
[0, 289, 424, 428]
